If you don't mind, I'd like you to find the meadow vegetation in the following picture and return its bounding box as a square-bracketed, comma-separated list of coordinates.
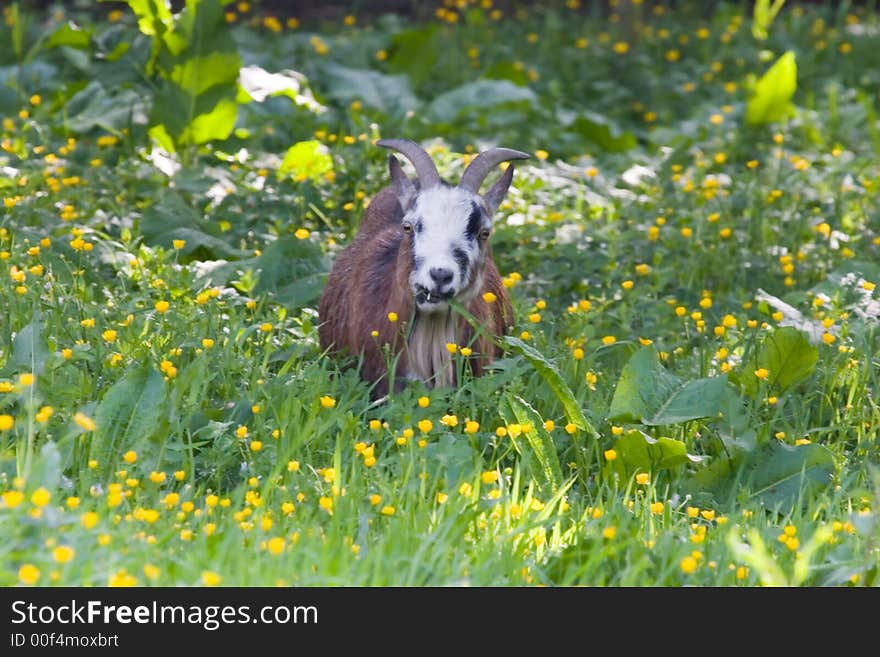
[0, 0, 878, 586]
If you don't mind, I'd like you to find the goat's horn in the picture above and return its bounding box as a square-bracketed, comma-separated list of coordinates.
[376, 139, 441, 189]
[459, 148, 530, 194]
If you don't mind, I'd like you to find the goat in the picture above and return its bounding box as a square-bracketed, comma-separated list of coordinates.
[318, 139, 529, 396]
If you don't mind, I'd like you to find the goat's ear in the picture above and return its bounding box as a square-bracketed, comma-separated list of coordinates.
[389, 155, 416, 203]
[481, 164, 515, 215]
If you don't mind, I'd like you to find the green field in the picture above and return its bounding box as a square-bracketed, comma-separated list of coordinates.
[0, 0, 878, 587]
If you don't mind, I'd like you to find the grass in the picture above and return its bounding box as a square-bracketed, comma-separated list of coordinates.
[0, 0, 878, 587]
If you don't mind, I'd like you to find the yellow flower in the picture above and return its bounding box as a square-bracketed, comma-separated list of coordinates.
[387, 312, 398, 323]
[418, 396, 430, 408]
[604, 449, 617, 461]
[601, 335, 616, 345]
[0, 414, 13, 431]
[81, 512, 99, 529]
[680, 556, 698, 574]
[440, 414, 458, 427]
[52, 546, 75, 563]
[2, 490, 24, 508]
[381, 505, 396, 516]
[650, 501, 664, 514]
[446, 342, 458, 354]
[319, 395, 336, 409]
[74, 412, 96, 431]
[18, 372, 34, 387]
[482, 292, 497, 303]
[201, 571, 222, 586]
[602, 526, 617, 540]
[636, 473, 650, 485]
[18, 564, 40, 585]
[436, 492, 448, 504]
[464, 420, 480, 434]
[154, 300, 170, 314]
[123, 450, 137, 464]
[417, 419, 433, 433]
[481, 471, 499, 485]
[31, 487, 51, 507]
[267, 537, 285, 555]
[754, 368, 770, 380]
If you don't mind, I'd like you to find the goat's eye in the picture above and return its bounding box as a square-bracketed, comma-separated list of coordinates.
[402, 222, 413, 233]
[479, 227, 491, 240]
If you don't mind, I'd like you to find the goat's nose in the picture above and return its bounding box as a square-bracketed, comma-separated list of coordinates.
[429, 267, 454, 288]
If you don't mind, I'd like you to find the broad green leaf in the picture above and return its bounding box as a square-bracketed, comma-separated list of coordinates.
[612, 429, 702, 477]
[182, 96, 237, 144]
[423, 434, 477, 498]
[609, 346, 728, 425]
[169, 51, 241, 96]
[126, 0, 174, 37]
[46, 22, 92, 49]
[694, 441, 834, 509]
[139, 193, 249, 259]
[502, 336, 598, 439]
[12, 310, 51, 376]
[506, 395, 563, 493]
[124, 0, 175, 74]
[484, 61, 530, 86]
[0, 85, 19, 115]
[426, 80, 536, 123]
[65, 81, 148, 133]
[387, 25, 440, 87]
[560, 108, 638, 152]
[746, 51, 797, 125]
[26, 441, 63, 492]
[740, 326, 818, 396]
[715, 385, 757, 453]
[252, 236, 329, 310]
[746, 442, 835, 508]
[91, 366, 167, 482]
[137, 0, 242, 151]
[278, 140, 334, 182]
[319, 63, 418, 118]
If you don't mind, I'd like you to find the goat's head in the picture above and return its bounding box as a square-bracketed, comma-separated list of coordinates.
[377, 139, 529, 313]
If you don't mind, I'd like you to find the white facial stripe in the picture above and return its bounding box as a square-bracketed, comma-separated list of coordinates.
[407, 187, 486, 300]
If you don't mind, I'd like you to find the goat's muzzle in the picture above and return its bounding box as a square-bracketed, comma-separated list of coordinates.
[414, 283, 456, 311]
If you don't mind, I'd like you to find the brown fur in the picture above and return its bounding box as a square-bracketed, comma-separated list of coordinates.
[318, 184, 514, 396]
